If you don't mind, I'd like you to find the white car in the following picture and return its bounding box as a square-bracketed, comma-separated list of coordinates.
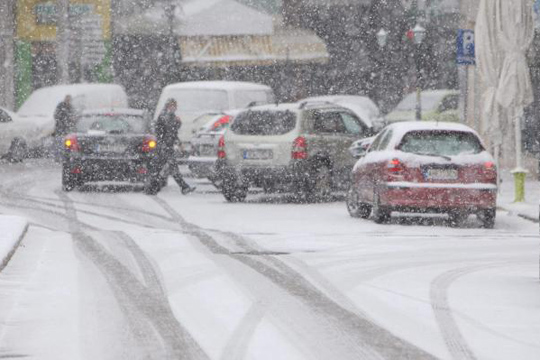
[216, 102, 372, 202]
[299, 95, 385, 132]
[0, 106, 32, 162]
[154, 81, 275, 148]
[10, 84, 129, 160]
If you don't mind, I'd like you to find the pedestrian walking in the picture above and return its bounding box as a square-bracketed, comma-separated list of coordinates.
[53, 95, 76, 160]
[147, 98, 196, 195]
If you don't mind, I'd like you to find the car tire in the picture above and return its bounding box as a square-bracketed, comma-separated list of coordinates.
[346, 187, 371, 219]
[449, 210, 469, 228]
[144, 177, 163, 195]
[222, 183, 248, 202]
[372, 193, 391, 224]
[478, 208, 496, 229]
[303, 163, 332, 203]
[62, 168, 79, 192]
[6, 137, 28, 163]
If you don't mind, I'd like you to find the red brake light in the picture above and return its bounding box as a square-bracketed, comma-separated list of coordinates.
[217, 135, 226, 159]
[64, 135, 80, 152]
[142, 136, 157, 152]
[292, 136, 308, 160]
[388, 159, 403, 173]
[485, 161, 495, 170]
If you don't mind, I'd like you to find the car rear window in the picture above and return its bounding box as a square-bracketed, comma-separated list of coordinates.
[77, 115, 148, 134]
[231, 111, 296, 136]
[398, 130, 484, 156]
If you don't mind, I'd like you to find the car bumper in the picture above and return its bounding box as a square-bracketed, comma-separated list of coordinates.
[379, 181, 497, 211]
[187, 156, 217, 178]
[64, 158, 151, 182]
[216, 160, 309, 186]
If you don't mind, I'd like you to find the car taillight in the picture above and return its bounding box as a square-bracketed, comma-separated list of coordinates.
[388, 158, 404, 173]
[292, 136, 308, 160]
[64, 135, 80, 152]
[217, 135, 226, 159]
[142, 136, 157, 152]
[484, 161, 497, 182]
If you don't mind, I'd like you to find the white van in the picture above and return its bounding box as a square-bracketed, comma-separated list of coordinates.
[9, 84, 129, 159]
[154, 81, 275, 144]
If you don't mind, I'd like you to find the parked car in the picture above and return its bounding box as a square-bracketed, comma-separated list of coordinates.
[385, 89, 459, 123]
[188, 111, 238, 187]
[346, 122, 497, 227]
[13, 84, 129, 159]
[154, 81, 275, 151]
[349, 136, 375, 159]
[299, 95, 385, 132]
[62, 109, 158, 192]
[216, 102, 371, 202]
[0, 106, 30, 162]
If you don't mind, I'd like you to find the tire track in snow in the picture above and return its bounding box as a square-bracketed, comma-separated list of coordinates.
[430, 262, 513, 360]
[153, 196, 437, 360]
[57, 191, 210, 360]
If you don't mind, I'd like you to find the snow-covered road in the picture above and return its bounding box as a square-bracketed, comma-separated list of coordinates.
[0, 160, 539, 359]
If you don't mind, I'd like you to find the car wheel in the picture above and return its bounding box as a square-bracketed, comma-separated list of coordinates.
[372, 193, 391, 224]
[477, 208, 496, 229]
[449, 210, 469, 228]
[7, 137, 28, 163]
[222, 183, 248, 202]
[303, 164, 332, 202]
[144, 176, 164, 195]
[62, 168, 77, 192]
[346, 187, 371, 219]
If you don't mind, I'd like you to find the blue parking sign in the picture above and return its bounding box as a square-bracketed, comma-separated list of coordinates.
[457, 29, 475, 65]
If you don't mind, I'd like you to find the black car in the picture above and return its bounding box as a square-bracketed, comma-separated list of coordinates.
[62, 109, 158, 192]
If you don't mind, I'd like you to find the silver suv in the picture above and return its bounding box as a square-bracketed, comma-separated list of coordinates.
[216, 103, 373, 202]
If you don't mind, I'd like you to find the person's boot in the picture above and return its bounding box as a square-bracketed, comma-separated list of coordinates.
[181, 186, 196, 195]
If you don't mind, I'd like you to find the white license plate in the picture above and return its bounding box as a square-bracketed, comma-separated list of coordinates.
[243, 149, 273, 160]
[200, 145, 216, 156]
[425, 168, 458, 180]
[96, 144, 126, 153]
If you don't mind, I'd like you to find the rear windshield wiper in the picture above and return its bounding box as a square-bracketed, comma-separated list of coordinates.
[411, 152, 452, 161]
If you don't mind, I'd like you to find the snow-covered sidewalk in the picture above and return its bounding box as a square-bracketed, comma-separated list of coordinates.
[0, 216, 28, 271]
[498, 170, 540, 222]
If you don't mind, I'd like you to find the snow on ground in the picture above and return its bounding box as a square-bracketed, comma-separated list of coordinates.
[0, 215, 27, 270]
[498, 169, 540, 221]
[0, 160, 538, 359]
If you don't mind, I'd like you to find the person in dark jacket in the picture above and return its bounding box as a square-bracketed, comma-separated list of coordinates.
[54, 95, 76, 136]
[149, 98, 196, 195]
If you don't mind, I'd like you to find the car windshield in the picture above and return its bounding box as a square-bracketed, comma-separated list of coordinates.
[231, 110, 297, 136]
[395, 92, 449, 112]
[77, 115, 147, 134]
[398, 130, 484, 157]
[168, 89, 229, 112]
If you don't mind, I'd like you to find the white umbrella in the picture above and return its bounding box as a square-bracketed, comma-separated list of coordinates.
[495, 0, 534, 203]
[475, 0, 504, 146]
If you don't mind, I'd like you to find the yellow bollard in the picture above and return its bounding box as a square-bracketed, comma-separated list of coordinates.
[512, 170, 527, 203]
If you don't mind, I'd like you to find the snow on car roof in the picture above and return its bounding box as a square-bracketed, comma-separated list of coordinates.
[244, 103, 302, 112]
[384, 121, 483, 149]
[81, 108, 146, 116]
[163, 81, 272, 91]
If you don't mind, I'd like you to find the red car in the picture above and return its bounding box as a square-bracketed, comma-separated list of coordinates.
[347, 122, 498, 228]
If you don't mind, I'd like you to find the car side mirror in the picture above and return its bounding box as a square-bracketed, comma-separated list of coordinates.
[349, 146, 367, 159]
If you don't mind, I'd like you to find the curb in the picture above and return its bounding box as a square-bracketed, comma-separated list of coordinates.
[0, 223, 29, 273]
[497, 206, 539, 224]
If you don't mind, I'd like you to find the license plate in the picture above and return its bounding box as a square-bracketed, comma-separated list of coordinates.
[96, 144, 126, 153]
[243, 149, 273, 160]
[200, 145, 216, 156]
[425, 168, 458, 180]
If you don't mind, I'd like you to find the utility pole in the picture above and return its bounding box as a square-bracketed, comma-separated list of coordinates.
[56, 0, 70, 84]
[0, 0, 15, 109]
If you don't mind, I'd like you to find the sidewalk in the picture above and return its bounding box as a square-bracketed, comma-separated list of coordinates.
[0, 215, 28, 272]
[498, 170, 539, 223]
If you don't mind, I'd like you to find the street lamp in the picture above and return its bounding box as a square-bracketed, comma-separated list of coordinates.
[412, 24, 426, 121]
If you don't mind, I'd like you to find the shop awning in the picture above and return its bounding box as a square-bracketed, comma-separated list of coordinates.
[179, 28, 328, 67]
